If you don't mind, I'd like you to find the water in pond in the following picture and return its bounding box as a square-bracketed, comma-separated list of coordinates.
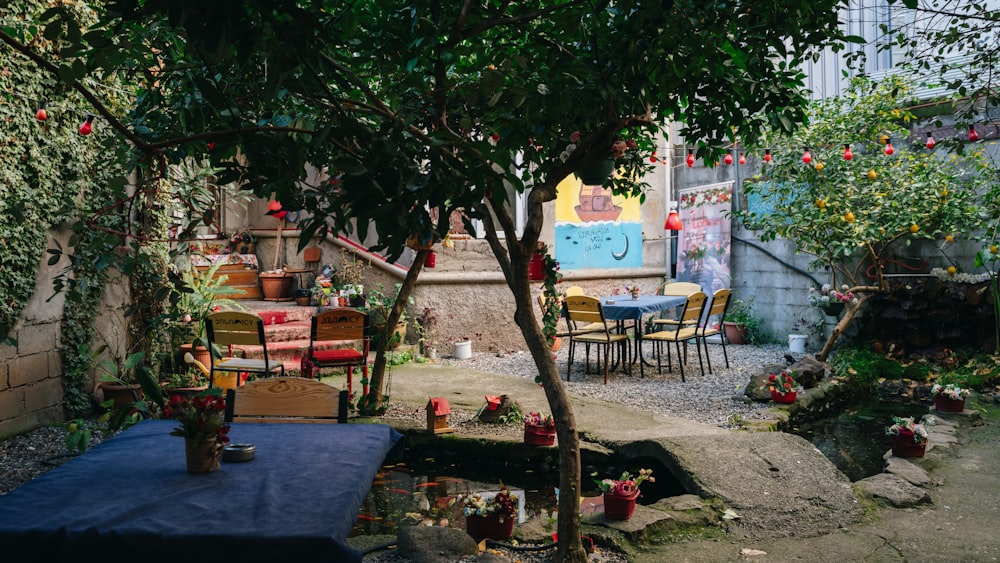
[794, 400, 929, 482]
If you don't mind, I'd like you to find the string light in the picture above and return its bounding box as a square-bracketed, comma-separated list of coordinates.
[843, 143, 853, 161]
[801, 148, 812, 164]
[78, 114, 94, 136]
[883, 141, 894, 156]
[36, 101, 47, 121]
[723, 152, 733, 165]
[738, 152, 746, 165]
[925, 132, 935, 149]
[969, 126, 979, 142]
[686, 149, 695, 167]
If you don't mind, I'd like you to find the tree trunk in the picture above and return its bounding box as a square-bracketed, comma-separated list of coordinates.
[816, 292, 872, 362]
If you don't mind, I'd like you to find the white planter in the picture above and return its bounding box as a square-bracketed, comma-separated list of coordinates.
[788, 334, 807, 354]
[454, 339, 472, 360]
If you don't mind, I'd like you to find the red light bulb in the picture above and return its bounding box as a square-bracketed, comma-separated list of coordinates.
[738, 153, 746, 165]
[925, 132, 935, 149]
[843, 144, 853, 161]
[36, 101, 47, 121]
[78, 114, 94, 136]
[723, 153, 733, 165]
[763, 149, 771, 163]
[686, 150, 695, 167]
[883, 141, 894, 156]
[802, 149, 812, 164]
[969, 126, 979, 142]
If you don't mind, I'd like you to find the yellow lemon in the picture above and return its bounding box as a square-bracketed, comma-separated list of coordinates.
[947, 266, 957, 275]
[909, 224, 919, 234]
[815, 199, 826, 209]
[867, 169, 877, 180]
[844, 211, 855, 223]
[945, 235, 954, 243]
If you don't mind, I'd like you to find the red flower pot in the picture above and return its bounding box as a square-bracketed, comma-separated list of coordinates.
[528, 253, 545, 281]
[890, 435, 926, 458]
[934, 395, 965, 413]
[465, 513, 515, 541]
[770, 390, 797, 404]
[603, 491, 639, 521]
[524, 424, 556, 446]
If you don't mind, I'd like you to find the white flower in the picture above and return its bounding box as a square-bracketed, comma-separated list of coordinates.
[537, 84, 549, 94]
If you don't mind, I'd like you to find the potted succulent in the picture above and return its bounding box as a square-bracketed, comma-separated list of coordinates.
[523, 411, 556, 446]
[766, 369, 801, 404]
[931, 383, 969, 413]
[460, 486, 518, 541]
[595, 468, 655, 521]
[886, 416, 929, 458]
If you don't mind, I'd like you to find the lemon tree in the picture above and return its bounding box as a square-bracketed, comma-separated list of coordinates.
[739, 76, 992, 360]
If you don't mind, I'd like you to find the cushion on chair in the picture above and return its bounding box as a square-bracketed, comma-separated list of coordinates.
[311, 349, 365, 363]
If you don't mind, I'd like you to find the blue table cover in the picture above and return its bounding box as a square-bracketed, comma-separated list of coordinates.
[0, 420, 402, 563]
[599, 295, 686, 322]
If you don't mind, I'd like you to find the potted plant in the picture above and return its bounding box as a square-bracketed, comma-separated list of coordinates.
[523, 411, 556, 446]
[808, 283, 855, 317]
[460, 486, 518, 541]
[886, 416, 929, 458]
[416, 307, 439, 359]
[171, 261, 245, 364]
[766, 369, 801, 404]
[362, 282, 414, 349]
[161, 365, 209, 401]
[722, 295, 763, 345]
[163, 391, 230, 474]
[594, 468, 654, 521]
[931, 383, 969, 413]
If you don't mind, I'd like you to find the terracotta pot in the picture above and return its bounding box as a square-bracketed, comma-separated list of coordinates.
[603, 491, 639, 521]
[260, 272, 293, 299]
[184, 436, 223, 474]
[722, 321, 746, 345]
[164, 385, 209, 402]
[934, 395, 965, 413]
[179, 343, 212, 370]
[890, 435, 926, 458]
[771, 390, 797, 404]
[523, 424, 556, 447]
[465, 513, 515, 541]
[98, 383, 143, 411]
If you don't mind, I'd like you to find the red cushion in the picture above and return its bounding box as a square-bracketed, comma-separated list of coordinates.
[311, 349, 364, 363]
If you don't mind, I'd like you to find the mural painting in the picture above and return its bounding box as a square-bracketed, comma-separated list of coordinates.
[675, 183, 732, 292]
[554, 174, 642, 270]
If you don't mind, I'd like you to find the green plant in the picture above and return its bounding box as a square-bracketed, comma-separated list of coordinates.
[171, 261, 246, 354]
[723, 296, 764, 345]
[416, 307, 439, 351]
[766, 370, 800, 397]
[363, 282, 415, 329]
[497, 404, 524, 426]
[62, 418, 97, 454]
[594, 469, 655, 497]
[163, 366, 207, 389]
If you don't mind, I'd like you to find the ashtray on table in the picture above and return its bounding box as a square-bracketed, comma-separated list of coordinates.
[222, 443, 255, 463]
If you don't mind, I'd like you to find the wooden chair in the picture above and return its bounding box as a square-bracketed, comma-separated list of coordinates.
[643, 291, 708, 382]
[224, 377, 346, 423]
[205, 312, 285, 388]
[696, 289, 732, 374]
[300, 308, 370, 397]
[564, 295, 630, 384]
[651, 281, 703, 329]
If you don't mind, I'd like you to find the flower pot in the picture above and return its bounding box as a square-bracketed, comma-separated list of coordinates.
[528, 253, 545, 281]
[184, 437, 223, 474]
[164, 384, 209, 402]
[722, 321, 746, 345]
[788, 334, 807, 354]
[454, 339, 472, 360]
[603, 491, 639, 521]
[465, 513, 514, 541]
[179, 343, 213, 370]
[822, 302, 845, 317]
[577, 158, 615, 185]
[260, 272, 293, 300]
[524, 424, 556, 446]
[630, 289, 640, 300]
[934, 395, 966, 413]
[771, 390, 797, 404]
[98, 382, 143, 411]
[295, 296, 312, 306]
[890, 435, 926, 458]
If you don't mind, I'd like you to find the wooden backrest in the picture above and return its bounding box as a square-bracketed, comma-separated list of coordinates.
[659, 281, 702, 297]
[311, 308, 368, 343]
[564, 285, 586, 296]
[206, 312, 266, 347]
[225, 377, 344, 423]
[706, 288, 731, 320]
[563, 295, 606, 326]
[678, 291, 708, 325]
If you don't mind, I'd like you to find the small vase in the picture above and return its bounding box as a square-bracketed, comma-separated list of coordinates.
[185, 437, 223, 474]
[890, 435, 926, 458]
[934, 395, 965, 413]
[524, 424, 556, 447]
[770, 390, 797, 404]
[630, 289, 640, 300]
[603, 491, 639, 521]
[465, 513, 515, 541]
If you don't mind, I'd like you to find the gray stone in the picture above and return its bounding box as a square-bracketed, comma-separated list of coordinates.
[884, 457, 933, 487]
[396, 525, 478, 563]
[855, 473, 931, 508]
[789, 356, 828, 388]
[472, 552, 510, 563]
[744, 365, 787, 401]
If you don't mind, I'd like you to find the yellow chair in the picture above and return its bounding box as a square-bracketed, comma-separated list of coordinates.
[204, 312, 285, 388]
[696, 289, 732, 373]
[224, 377, 346, 423]
[650, 281, 702, 329]
[644, 291, 708, 381]
[564, 295, 630, 384]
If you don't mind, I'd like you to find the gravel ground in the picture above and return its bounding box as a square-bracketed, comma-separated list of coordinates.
[0, 342, 791, 562]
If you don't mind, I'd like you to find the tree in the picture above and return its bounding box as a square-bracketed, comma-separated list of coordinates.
[5, 1, 854, 559]
[739, 75, 992, 361]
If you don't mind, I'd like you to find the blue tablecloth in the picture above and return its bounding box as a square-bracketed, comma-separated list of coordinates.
[599, 295, 686, 322]
[0, 420, 402, 563]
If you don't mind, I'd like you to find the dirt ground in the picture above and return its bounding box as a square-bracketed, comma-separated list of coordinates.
[630, 408, 1000, 562]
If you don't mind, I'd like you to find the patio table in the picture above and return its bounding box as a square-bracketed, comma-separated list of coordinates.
[598, 294, 686, 375]
[0, 419, 402, 563]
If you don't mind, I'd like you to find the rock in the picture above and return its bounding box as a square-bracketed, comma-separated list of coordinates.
[477, 395, 522, 424]
[884, 457, 933, 487]
[473, 552, 510, 562]
[855, 473, 931, 508]
[396, 525, 478, 563]
[788, 356, 828, 388]
[744, 365, 786, 401]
